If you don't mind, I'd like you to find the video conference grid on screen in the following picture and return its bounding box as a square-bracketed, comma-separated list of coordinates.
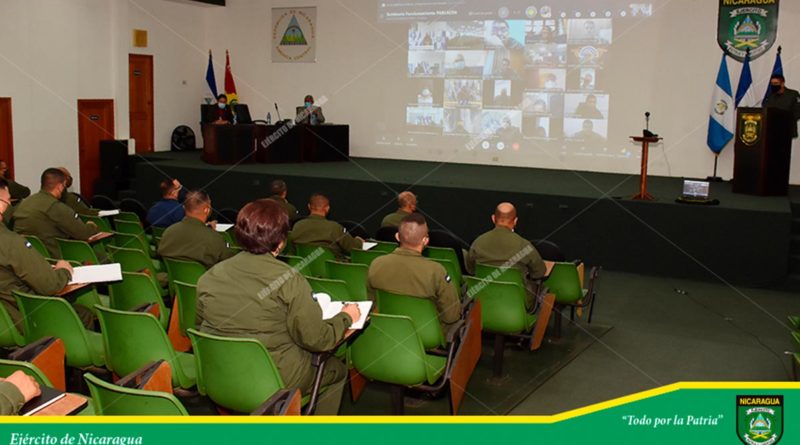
[377, 1, 654, 156]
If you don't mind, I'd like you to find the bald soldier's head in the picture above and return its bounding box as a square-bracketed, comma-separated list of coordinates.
[491, 202, 518, 230]
[183, 190, 212, 223]
[58, 167, 74, 188]
[40, 168, 67, 199]
[308, 193, 330, 217]
[397, 191, 418, 213]
[396, 213, 429, 252]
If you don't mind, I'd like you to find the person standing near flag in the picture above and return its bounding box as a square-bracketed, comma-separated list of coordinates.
[763, 74, 800, 138]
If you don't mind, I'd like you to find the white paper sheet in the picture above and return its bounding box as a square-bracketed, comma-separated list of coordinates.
[68, 264, 123, 285]
[315, 293, 373, 330]
[215, 223, 234, 232]
[97, 210, 120, 217]
[361, 242, 377, 251]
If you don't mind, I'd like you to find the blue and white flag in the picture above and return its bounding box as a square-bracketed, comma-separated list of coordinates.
[205, 50, 218, 98]
[735, 51, 757, 108]
[762, 46, 783, 104]
[707, 54, 734, 154]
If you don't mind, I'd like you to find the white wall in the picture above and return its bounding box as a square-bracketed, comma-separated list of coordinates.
[1, 0, 800, 189]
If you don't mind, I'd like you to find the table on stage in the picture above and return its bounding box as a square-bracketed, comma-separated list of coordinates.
[202, 123, 349, 165]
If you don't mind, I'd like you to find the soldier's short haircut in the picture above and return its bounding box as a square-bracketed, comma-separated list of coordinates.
[159, 179, 177, 198]
[236, 199, 289, 255]
[270, 179, 287, 196]
[771, 74, 786, 83]
[41, 168, 66, 191]
[494, 202, 517, 223]
[183, 190, 210, 213]
[398, 213, 428, 246]
[397, 191, 416, 209]
[308, 193, 329, 210]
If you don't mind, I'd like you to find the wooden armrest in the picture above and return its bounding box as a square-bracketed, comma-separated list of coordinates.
[117, 360, 173, 394]
[9, 337, 67, 391]
[250, 389, 302, 416]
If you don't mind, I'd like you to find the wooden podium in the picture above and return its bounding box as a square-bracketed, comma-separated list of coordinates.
[630, 135, 662, 200]
[732, 107, 793, 196]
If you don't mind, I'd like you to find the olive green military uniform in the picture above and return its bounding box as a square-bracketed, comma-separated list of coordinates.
[269, 195, 299, 220]
[367, 247, 461, 336]
[466, 226, 546, 308]
[12, 191, 99, 258]
[763, 87, 800, 138]
[157, 218, 235, 269]
[0, 382, 25, 415]
[197, 252, 352, 415]
[0, 224, 71, 327]
[380, 209, 411, 228]
[62, 191, 99, 216]
[7, 179, 30, 203]
[289, 215, 363, 259]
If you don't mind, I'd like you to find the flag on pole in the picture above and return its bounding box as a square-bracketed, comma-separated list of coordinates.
[707, 54, 735, 154]
[735, 50, 757, 108]
[761, 46, 783, 104]
[224, 50, 238, 104]
[205, 50, 218, 98]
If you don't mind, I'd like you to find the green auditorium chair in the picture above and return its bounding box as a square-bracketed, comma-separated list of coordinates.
[350, 249, 387, 268]
[95, 306, 195, 390]
[306, 277, 351, 302]
[108, 245, 168, 297]
[57, 238, 100, 265]
[72, 286, 110, 318]
[375, 289, 448, 351]
[108, 272, 170, 328]
[0, 303, 25, 348]
[113, 211, 142, 224]
[465, 276, 553, 378]
[543, 263, 601, 338]
[428, 257, 463, 296]
[371, 241, 398, 253]
[114, 219, 154, 249]
[111, 232, 161, 272]
[84, 366, 188, 416]
[13, 291, 105, 369]
[424, 246, 463, 284]
[173, 281, 198, 337]
[294, 244, 337, 278]
[162, 257, 206, 289]
[278, 254, 305, 270]
[79, 215, 113, 232]
[788, 315, 799, 330]
[326, 261, 369, 301]
[474, 263, 527, 291]
[24, 235, 49, 258]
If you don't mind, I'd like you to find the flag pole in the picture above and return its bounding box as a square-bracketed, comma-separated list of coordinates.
[707, 154, 723, 182]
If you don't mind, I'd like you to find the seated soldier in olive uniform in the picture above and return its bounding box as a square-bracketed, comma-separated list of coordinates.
[197, 199, 360, 415]
[157, 190, 235, 269]
[58, 167, 99, 216]
[0, 160, 30, 203]
[368, 213, 462, 337]
[0, 371, 41, 416]
[267, 179, 299, 221]
[289, 193, 364, 259]
[466, 202, 546, 308]
[12, 168, 99, 259]
[380, 191, 418, 228]
[0, 178, 75, 327]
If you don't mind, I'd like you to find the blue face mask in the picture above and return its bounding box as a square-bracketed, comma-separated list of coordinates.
[305, 101, 312, 108]
[218, 103, 227, 109]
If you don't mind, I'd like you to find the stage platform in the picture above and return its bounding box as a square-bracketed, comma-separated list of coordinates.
[133, 151, 795, 287]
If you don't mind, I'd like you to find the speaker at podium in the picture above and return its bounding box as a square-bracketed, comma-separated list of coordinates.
[732, 107, 793, 196]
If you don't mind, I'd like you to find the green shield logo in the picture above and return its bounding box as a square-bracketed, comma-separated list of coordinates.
[737, 395, 783, 445]
[718, 0, 780, 62]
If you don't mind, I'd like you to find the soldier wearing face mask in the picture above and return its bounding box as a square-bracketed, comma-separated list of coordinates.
[214, 93, 233, 124]
[762, 74, 800, 138]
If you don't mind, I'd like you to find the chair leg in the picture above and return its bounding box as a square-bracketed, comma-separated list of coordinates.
[554, 306, 563, 340]
[390, 385, 405, 415]
[492, 334, 505, 378]
[588, 295, 596, 324]
[570, 306, 575, 322]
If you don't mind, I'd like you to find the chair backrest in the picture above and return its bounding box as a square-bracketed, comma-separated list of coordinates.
[428, 257, 462, 294]
[109, 246, 156, 275]
[174, 281, 197, 334]
[112, 232, 150, 256]
[0, 303, 24, 348]
[0, 359, 52, 387]
[425, 246, 463, 284]
[13, 291, 102, 368]
[427, 229, 468, 271]
[294, 244, 336, 277]
[114, 210, 142, 224]
[306, 277, 350, 302]
[84, 372, 188, 416]
[187, 329, 284, 413]
[57, 238, 99, 265]
[95, 306, 192, 389]
[114, 219, 146, 237]
[91, 195, 116, 211]
[24, 235, 50, 258]
[544, 262, 583, 304]
[108, 272, 168, 326]
[119, 199, 148, 225]
[531, 239, 566, 262]
[375, 290, 446, 350]
[325, 261, 368, 301]
[163, 257, 207, 289]
[474, 263, 526, 290]
[277, 254, 304, 269]
[350, 314, 432, 386]
[350, 249, 387, 267]
[371, 241, 399, 253]
[465, 277, 529, 334]
[80, 215, 113, 232]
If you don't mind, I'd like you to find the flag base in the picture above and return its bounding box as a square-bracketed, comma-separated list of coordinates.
[705, 176, 725, 182]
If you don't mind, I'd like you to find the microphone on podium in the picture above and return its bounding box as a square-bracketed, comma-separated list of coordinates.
[643, 111, 657, 138]
[274, 103, 282, 122]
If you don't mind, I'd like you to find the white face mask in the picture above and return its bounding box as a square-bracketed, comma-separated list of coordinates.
[218, 103, 227, 109]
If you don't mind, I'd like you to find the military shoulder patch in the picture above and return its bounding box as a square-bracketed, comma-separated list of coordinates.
[25, 241, 32, 249]
[74, 213, 79, 219]
[445, 274, 452, 283]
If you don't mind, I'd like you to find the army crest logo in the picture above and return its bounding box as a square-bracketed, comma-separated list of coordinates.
[718, 0, 779, 62]
[739, 113, 762, 146]
[737, 395, 783, 445]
